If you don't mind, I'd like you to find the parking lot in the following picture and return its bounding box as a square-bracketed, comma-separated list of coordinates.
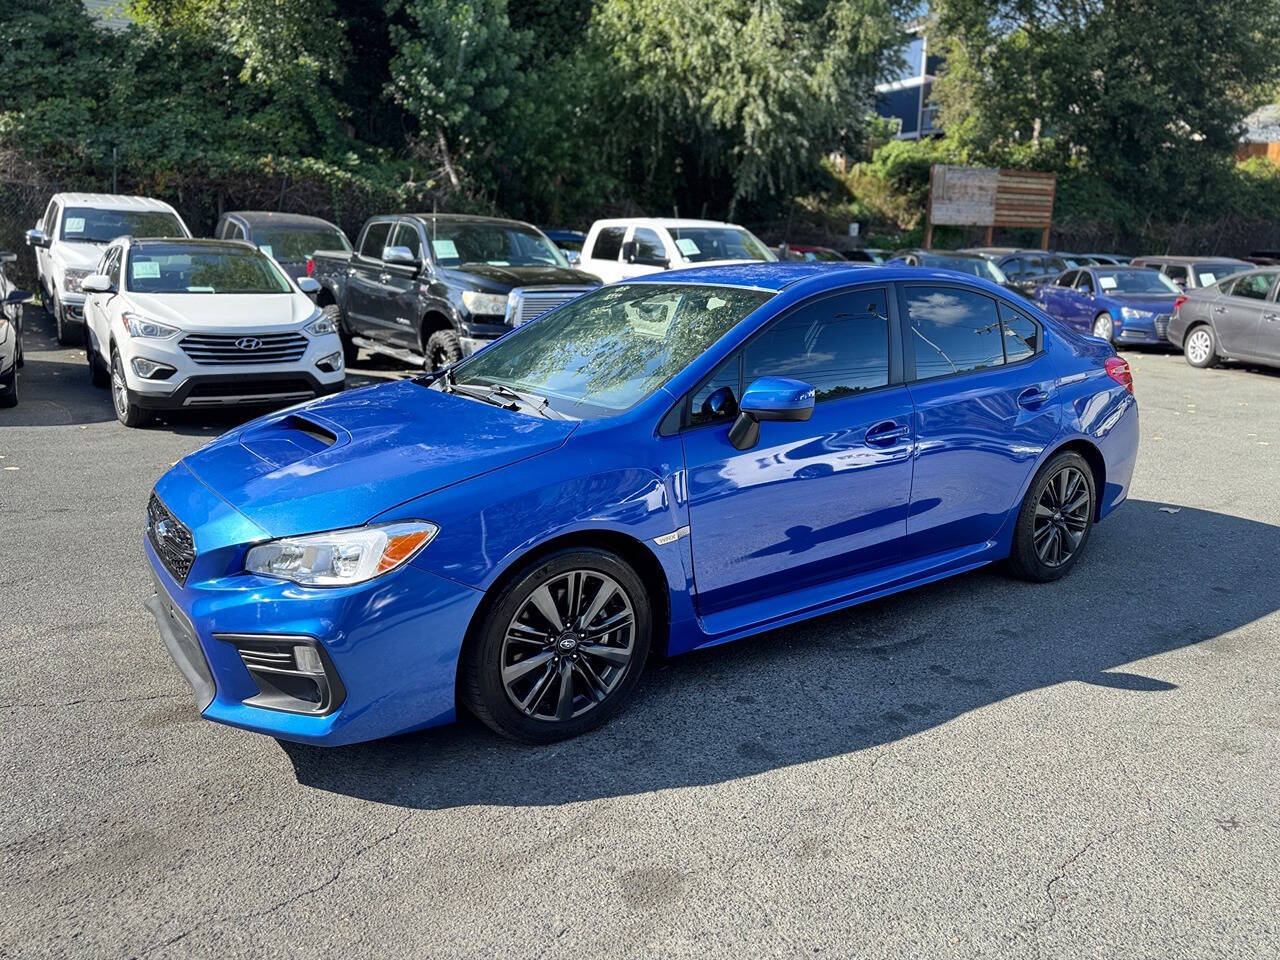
[1, 302, 1278, 957]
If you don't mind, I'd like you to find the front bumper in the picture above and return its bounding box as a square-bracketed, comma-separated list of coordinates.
[132, 371, 343, 410]
[142, 471, 484, 745]
[1114, 313, 1173, 346]
[58, 296, 85, 326]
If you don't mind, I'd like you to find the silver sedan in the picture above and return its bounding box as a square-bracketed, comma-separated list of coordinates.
[1167, 268, 1280, 371]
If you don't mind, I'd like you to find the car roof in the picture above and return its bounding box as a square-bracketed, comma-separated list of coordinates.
[1132, 255, 1249, 265]
[590, 218, 743, 229]
[223, 211, 340, 229]
[129, 238, 256, 252]
[52, 193, 179, 213]
[403, 213, 540, 231]
[906, 249, 987, 260]
[621, 261, 1006, 294]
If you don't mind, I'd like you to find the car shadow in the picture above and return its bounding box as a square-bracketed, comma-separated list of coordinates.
[281, 499, 1280, 809]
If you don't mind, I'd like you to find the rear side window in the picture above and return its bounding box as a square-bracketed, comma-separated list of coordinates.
[999, 304, 1040, 362]
[743, 288, 891, 402]
[904, 286, 1005, 381]
[589, 227, 626, 261]
[359, 221, 391, 259]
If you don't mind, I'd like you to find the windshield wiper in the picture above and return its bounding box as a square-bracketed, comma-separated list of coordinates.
[484, 383, 569, 420]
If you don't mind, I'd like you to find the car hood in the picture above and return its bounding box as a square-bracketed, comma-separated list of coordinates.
[181, 379, 577, 536]
[443, 264, 600, 288]
[53, 243, 106, 271]
[126, 292, 317, 331]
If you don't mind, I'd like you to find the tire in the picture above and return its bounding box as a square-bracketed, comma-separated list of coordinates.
[330, 305, 359, 366]
[0, 364, 17, 408]
[52, 296, 83, 347]
[110, 349, 151, 427]
[1005, 451, 1096, 583]
[1183, 324, 1217, 368]
[87, 341, 108, 388]
[461, 548, 653, 743]
[1091, 313, 1114, 342]
[425, 329, 462, 371]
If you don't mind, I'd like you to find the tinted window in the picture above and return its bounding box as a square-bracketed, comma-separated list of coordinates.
[632, 228, 666, 263]
[1163, 264, 1189, 284]
[999, 304, 1039, 362]
[590, 227, 626, 261]
[391, 221, 422, 261]
[905, 286, 1004, 380]
[1056, 270, 1077, 287]
[743, 288, 890, 402]
[1074, 273, 1094, 294]
[226, 223, 245, 240]
[1232, 272, 1274, 301]
[688, 355, 741, 426]
[359, 221, 392, 259]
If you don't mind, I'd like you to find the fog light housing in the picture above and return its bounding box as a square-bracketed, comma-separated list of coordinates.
[131, 357, 176, 380]
[222, 634, 345, 715]
[316, 351, 343, 373]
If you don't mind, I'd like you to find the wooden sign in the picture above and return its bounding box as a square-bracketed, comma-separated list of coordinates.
[926, 165, 1057, 248]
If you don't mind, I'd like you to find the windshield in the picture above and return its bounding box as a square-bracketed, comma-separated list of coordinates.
[61, 207, 186, 245]
[923, 255, 1008, 284]
[669, 226, 776, 263]
[800, 249, 844, 262]
[425, 222, 567, 268]
[1095, 269, 1180, 294]
[254, 226, 349, 261]
[1195, 262, 1249, 285]
[127, 244, 293, 294]
[451, 283, 773, 418]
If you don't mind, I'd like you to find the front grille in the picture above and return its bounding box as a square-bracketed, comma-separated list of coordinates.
[512, 287, 593, 326]
[147, 493, 195, 585]
[1154, 314, 1171, 339]
[180, 332, 308, 365]
[185, 378, 314, 399]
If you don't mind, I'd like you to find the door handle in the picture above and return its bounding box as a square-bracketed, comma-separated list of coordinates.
[1265, 313, 1280, 322]
[1017, 387, 1050, 409]
[865, 421, 910, 447]
[1213, 306, 1227, 314]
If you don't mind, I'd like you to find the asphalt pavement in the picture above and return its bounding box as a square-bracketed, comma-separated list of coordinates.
[1, 305, 1278, 958]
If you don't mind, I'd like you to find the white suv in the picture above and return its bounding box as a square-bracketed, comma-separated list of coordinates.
[578, 218, 776, 283]
[26, 193, 191, 345]
[81, 238, 344, 426]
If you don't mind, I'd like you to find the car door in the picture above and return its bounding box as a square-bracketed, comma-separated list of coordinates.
[381, 220, 427, 348]
[680, 286, 915, 621]
[1070, 270, 1097, 331]
[36, 200, 59, 289]
[346, 220, 393, 335]
[581, 226, 627, 283]
[1255, 276, 1280, 364]
[1213, 271, 1275, 357]
[898, 283, 1060, 561]
[83, 246, 120, 360]
[1038, 270, 1076, 321]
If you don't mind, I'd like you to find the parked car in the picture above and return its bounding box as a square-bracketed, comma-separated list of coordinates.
[142, 261, 1138, 746]
[214, 211, 350, 282]
[780, 244, 846, 262]
[578, 218, 775, 283]
[965, 250, 1073, 294]
[79, 238, 343, 426]
[1032, 265, 1181, 344]
[25, 193, 191, 346]
[1081, 253, 1131, 265]
[311, 214, 599, 370]
[887, 249, 1021, 293]
[0, 252, 33, 408]
[1129, 255, 1250, 292]
[541, 229, 587, 264]
[1167, 267, 1280, 371]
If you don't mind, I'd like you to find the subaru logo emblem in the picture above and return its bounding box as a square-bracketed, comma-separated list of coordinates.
[235, 337, 263, 351]
[154, 519, 169, 540]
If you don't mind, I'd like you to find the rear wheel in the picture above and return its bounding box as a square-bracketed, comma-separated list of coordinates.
[1006, 451, 1096, 583]
[111, 349, 151, 428]
[330, 305, 359, 366]
[461, 548, 652, 743]
[1184, 324, 1217, 368]
[1092, 313, 1113, 342]
[424, 329, 462, 371]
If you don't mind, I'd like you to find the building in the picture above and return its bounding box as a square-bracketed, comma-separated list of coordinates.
[82, 0, 132, 31]
[875, 21, 941, 140]
[1238, 104, 1280, 163]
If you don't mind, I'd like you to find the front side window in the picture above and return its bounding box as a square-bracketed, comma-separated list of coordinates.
[688, 354, 742, 427]
[43, 201, 58, 236]
[426, 221, 565, 268]
[631, 228, 667, 264]
[743, 288, 891, 402]
[1074, 273, 1095, 294]
[390, 222, 423, 261]
[126, 243, 293, 294]
[452, 283, 773, 418]
[669, 226, 775, 263]
[590, 227, 626, 261]
[905, 286, 1005, 381]
[59, 207, 185, 244]
[1231, 272, 1275, 301]
[359, 222, 392, 260]
[1055, 270, 1077, 287]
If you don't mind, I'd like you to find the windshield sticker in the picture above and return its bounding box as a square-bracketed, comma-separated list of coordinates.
[258, 244, 273, 258]
[625, 295, 679, 338]
[676, 238, 700, 256]
[486, 260, 510, 266]
[1098, 275, 1118, 290]
[186, 286, 215, 293]
[64, 217, 85, 234]
[131, 261, 161, 279]
[432, 239, 459, 259]
[707, 296, 728, 311]
[1199, 272, 1216, 286]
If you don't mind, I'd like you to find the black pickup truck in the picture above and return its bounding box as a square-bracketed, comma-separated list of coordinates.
[310, 214, 600, 369]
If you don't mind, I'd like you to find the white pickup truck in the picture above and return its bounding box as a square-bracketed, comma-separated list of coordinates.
[577, 217, 776, 283]
[26, 193, 191, 345]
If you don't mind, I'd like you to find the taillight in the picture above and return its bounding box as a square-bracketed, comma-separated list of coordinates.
[1173, 295, 1187, 312]
[1104, 356, 1133, 394]
[306, 257, 315, 277]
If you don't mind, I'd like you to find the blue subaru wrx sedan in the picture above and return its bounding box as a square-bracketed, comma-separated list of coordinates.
[144, 263, 1139, 745]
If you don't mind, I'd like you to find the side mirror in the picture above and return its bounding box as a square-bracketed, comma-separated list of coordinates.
[621, 240, 637, 262]
[25, 229, 48, 249]
[79, 273, 114, 294]
[381, 245, 418, 266]
[563, 249, 581, 266]
[728, 377, 815, 450]
[296, 276, 321, 295]
[4, 288, 31, 305]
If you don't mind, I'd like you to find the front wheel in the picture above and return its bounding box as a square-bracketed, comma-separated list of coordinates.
[111, 349, 151, 427]
[461, 548, 652, 743]
[424, 329, 462, 371]
[330, 306, 359, 366]
[1184, 325, 1217, 368]
[1006, 451, 1096, 582]
[1092, 313, 1114, 342]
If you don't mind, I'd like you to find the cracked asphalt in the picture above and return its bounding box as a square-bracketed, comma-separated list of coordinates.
[2, 304, 1278, 958]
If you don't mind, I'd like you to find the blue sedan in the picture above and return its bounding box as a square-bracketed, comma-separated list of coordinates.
[1033, 265, 1181, 345]
[144, 263, 1139, 745]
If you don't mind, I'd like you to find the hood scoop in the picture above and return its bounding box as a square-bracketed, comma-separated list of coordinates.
[239, 414, 346, 468]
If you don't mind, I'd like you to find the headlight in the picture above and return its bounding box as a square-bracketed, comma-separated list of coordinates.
[305, 310, 337, 336]
[122, 313, 181, 339]
[244, 521, 439, 587]
[63, 268, 92, 293]
[1120, 306, 1149, 320]
[461, 291, 509, 315]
